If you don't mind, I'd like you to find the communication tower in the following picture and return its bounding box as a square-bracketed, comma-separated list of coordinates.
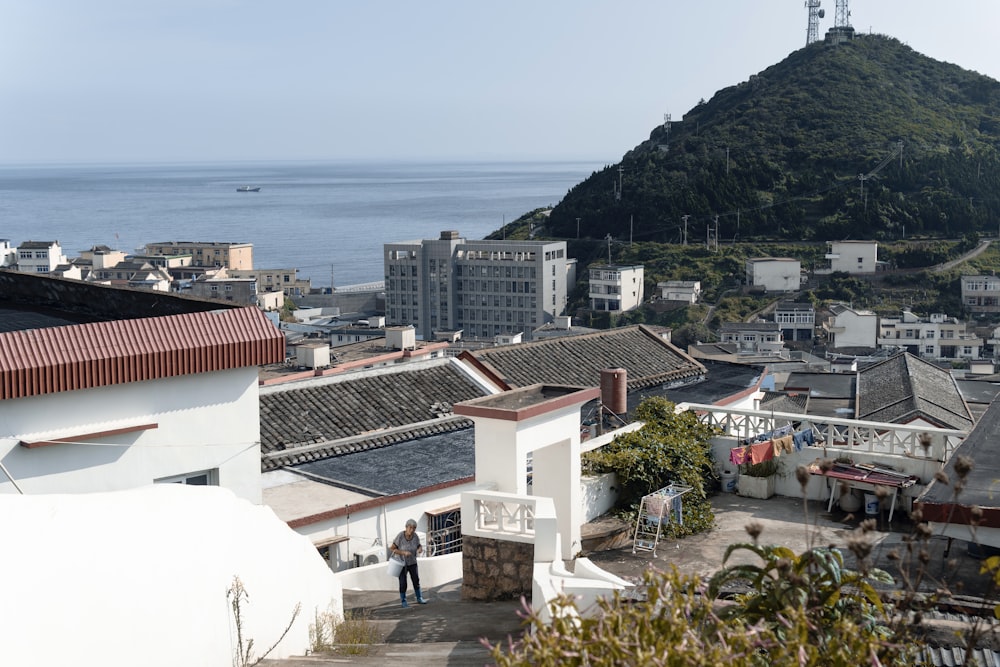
[804, 0, 824, 46]
[834, 0, 850, 28]
[825, 0, 854, 43]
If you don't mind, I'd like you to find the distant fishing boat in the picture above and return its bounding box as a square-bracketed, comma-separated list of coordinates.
[236, 186, 261, 192]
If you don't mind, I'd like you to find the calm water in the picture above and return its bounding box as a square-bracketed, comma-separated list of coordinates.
[0, 160, 605, 287]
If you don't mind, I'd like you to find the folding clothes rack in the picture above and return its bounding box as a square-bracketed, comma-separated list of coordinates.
[632, 482, 693, 557]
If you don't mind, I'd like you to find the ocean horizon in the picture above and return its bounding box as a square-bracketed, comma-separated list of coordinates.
[0, 159, 607, 288]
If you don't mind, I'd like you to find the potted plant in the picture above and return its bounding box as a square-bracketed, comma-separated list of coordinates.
[737, 459, 781, 499]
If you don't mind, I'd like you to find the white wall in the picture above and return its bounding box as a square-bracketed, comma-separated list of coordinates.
[292, 481, 482, 572]
[0, 485, 342, 667]
[0, 367, 263, 502]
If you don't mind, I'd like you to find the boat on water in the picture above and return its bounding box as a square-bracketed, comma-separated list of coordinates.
[236, 186, 261, 192]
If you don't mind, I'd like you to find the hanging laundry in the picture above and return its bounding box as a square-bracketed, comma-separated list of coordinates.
[792, 428, 814, 451]
[773, 434, 794, 455]
[730, 446, 750, 466]
[750, 440, 774, 465]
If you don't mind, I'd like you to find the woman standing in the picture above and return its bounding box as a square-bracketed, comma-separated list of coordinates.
[390, 519, 427, 608]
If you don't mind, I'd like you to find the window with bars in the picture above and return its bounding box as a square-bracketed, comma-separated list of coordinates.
[424, 505, 462, 556]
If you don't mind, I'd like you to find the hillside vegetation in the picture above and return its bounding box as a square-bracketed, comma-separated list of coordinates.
[540, 34, 1000, 246]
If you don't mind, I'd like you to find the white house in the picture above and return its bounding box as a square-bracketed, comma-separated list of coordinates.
[745, 257, 801, 293]
[718, 321, 784, 355]
[961, 274, 1000, 315]
[824, 240, 879, 274]
[589, 264, 645, 312]
[774, 301, 815, 343]
[823, 303, 879, 349]
[877, 310, 984, 361]
[16, 240, 66, 274]
[657, 280, 701, 304]
[0, 307, 285, 502]
[0, 239, 16, 267]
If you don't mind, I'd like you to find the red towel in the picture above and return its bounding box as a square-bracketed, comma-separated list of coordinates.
[750, 440, 774, 465]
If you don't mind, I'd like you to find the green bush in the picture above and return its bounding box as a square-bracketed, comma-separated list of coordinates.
[583, 397, 720, 537]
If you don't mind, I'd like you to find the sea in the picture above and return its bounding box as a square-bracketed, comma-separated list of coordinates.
[0, 160, 607, 288]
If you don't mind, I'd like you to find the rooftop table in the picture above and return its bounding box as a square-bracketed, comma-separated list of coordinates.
[808, 461, 919, 523]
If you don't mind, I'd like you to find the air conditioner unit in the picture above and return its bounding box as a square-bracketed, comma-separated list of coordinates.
[354, 545, 386, 568]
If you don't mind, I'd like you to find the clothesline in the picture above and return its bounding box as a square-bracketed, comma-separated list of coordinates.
[729, 427, 816, 467]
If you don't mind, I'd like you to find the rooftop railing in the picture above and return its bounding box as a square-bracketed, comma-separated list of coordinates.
[675, 402, 968, 463]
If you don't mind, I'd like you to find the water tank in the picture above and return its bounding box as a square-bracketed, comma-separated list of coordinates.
[600, 368, 628, 416]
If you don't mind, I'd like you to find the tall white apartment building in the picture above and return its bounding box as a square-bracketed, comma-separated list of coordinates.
[384, 231, 569, 340]
[589, 264, 644, 312]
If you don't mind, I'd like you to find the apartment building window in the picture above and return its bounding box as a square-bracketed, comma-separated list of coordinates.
[925, 346, 934, 354]
[964, 346, 974, 356]
[35, 266, 48, 273]
[926, 331, 934, 339]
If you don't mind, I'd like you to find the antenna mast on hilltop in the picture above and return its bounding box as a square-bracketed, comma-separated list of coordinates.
[804, 0, 824, 45]
[834, 0, 850, 28]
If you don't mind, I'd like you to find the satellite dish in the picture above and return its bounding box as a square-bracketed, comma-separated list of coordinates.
[818, 9, 825, 17]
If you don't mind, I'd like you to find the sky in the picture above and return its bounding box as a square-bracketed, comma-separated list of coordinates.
[3, 1, 998, 165]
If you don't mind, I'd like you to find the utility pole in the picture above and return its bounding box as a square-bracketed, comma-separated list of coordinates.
[606, 234, 613, 265]
[682, 214, 690, 246]
[576, 217, 581, 239]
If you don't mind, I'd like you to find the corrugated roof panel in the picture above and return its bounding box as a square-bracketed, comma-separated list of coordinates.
[0, 307, 284, 400]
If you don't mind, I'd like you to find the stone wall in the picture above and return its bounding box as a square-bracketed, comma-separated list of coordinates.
[461, 535, 533, 601]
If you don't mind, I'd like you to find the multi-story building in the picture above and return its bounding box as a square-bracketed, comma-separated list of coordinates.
[824, 240, 879, 274]
[745, 257, 801, 293]
[16, 240, 66, 274]
[143, 241, 253, 270]
[961, 274, 1000, 314]
[718, 322, 783, 355]
[228, 268, 310, 297]
[589, 264, 644, 312]
[384, 230, 569, 340]
[187, 275, 259, 305]
[877, 310, 983, 360]
[774, 301, 815, 342]
[823, 303, 878, 349]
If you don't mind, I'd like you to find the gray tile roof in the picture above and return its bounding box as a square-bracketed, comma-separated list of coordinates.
[468, 325, 705, 390]
[259, 360, 489, 470]
[759, 391, 810, 414]
[857, 353, 973, 430]
[292, 428, 475, 496]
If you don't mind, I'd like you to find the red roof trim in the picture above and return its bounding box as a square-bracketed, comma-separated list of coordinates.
[0, 308, 284, 400]
[20, 423, 159, 448]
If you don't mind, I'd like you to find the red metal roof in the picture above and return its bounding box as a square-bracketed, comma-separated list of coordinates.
[0, 307, 285, 400]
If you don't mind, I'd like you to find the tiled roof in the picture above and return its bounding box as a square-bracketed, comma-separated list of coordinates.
[759, 391, 810, 414]
[0, 307, 284, 400]
[857, 353, 973, 430]
[259, 360, 489, 470]
[920, 394, 1000, 526]
[467, 325, 705, 390]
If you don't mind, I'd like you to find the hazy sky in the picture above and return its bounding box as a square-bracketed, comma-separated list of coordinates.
[3, 1, 998, 164]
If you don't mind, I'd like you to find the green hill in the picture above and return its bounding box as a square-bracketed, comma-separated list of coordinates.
[545, 34, 1000, 245]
